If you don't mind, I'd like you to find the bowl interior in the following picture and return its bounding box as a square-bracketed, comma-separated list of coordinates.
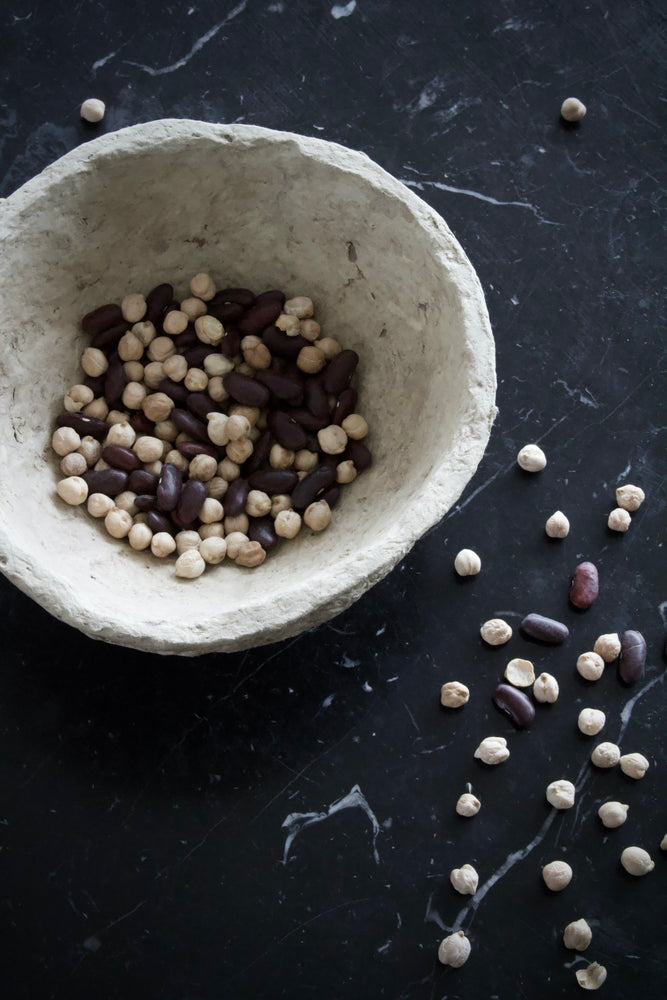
[0, 122, 495, 653]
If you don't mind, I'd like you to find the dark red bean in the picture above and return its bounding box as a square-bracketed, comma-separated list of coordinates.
[304, 379, 330, 419]
[158, 378, 190, 406]
[172, 408, 209, 442]
[176, 479, 207, 523]
[243, 429, 272, 475]
[101, 445, 142, 472]
[55, 412, 109, 441]
[177, 441, 218, 459]
[288, 408, 329, 431]
[247, 469, 298, 493]
[145, 283, 173, 324]
[211, 288, 256, 308]
[268, 410, 308, 450]
[291, 465, 336, 510]
[128, 470, 158, 494]
[521, 613, 569, 644]
[171, 508, 195, 531]
[104, 354, 127, 407]
[146, 510, 174, 535]
[82, 303, 123, 337]
[619, 630, 646, 685]
[219, 327, 241, 358]
[83, 374, 106, 397]
[320, 485, 340, 509]
[255, 289, 285, 307]
[82, 468, 129, 497]
[184, 345, 214, 368]
[156, 463, 182, 512]
[187, 392, 222, 422]
[492, 683, 535, 728]
[304, 433, 320, 453]
[270, 356, 288, 374]
[130, 411, 155, 436]
[91, 321, 130, 353]
[238, 301, 283, 335]
[207, 301, 245, 324]
[134, 495, 157, 512]
[222, 372, 270, 408]
[332, 387, 358, 425]
[223, 478, 249, 517]
[255, 370, 304, 405]
[345, 440, 372, 471]
[322, 349, 359, 394]
[262, 326, 307, 359]
[248, 516, 278, 551]
[173, 326, 198, 348]
[570, 561, 599, 609]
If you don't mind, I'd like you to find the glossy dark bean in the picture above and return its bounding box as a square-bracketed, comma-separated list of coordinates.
[173, 326, 198, 348]
[83, 374, 105, 396]
[146, 510, 174, 535]
[255, 370, 304, 404]
[82, 468, 129, 497]
[247, 469, 298, 493]
[322, 349, 359, 394]
[270, 355, 288, 374]
[145, 283, 173, 324]
[492, 683, 535, 728]
[345, 439, 372, 471]
[262, 326, 307, 359]
[104, 354, 127, 407]
[223, 372, 270, 408]
[521, 613, 569, 644]
[156, 463, 182, 512]
[176, 441, 218, 459]
[255, 289, 285, 307]
[248, 516, 279, 551]
[130, 411, 155, 436]
[134, 495, 157, 512]
[243, 429, 272, 475]
[171, 508, 196, 531]
[207, 301, 245, 323]
[91, 321, 130, 352]
[184, 345, 213, 368]
[288, 408, 329, 431]
[570, 561, 599, 609]
[223, 478, 249, 517]
[619, 630, 646, 685]
[304, 433, 320, 453]
[128, 470, 158, 494]
[238, 301, 283, 335]
[320, 485, 340, 509]
[176, 479, 207, 523]
[82, 303, 123, 337]
[332, 387, 358, 425]
[268, 410, 308, 450]
[171, 409, 209, 442]
[157, 378, 190, 406]
[101, 445, 142, 472]
[211, 287, 256, 308]
[291, 465, 336, 510]
[55, 412, 109, 441]
[304, 379, 330, 419]
[219, 327, 241, 358]
[187, 392, 222, 422]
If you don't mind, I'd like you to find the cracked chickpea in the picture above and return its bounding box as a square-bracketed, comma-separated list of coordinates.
[440, 682, 469, 708]
[542, 860, 573, 891]
[456, 792, 481, 817]
[474, 736, 509, 765]
[437, 931, 471, 968]
[619, 752, 649, 779]
[590, 742, 620, 768]
[598, 801, 628, 828]
[505, 658, 535, 687]
[450, 864, 478, 895]
[576, 963, 607, 991]
[546, 779, 575, 809]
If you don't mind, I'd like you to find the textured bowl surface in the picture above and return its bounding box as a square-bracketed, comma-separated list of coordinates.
[0, 120, 496, 654]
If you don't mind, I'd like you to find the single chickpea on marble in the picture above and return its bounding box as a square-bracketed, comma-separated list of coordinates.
[454, 549, 481, 576]
[620, 846, 654, 876]
[437, 931, 471, 968]
[542, 860, 573, 891]
[440, 681, 470, 708]
[575, 962, 607, 991]
[517, 443, 546, 471]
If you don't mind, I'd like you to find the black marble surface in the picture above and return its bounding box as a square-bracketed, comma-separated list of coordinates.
[1, 2, 665, 998]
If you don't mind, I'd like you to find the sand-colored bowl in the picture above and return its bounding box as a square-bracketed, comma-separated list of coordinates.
[0, 121, 496, 654]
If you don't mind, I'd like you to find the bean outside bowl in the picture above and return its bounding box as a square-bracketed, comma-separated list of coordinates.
[0, 120, 496, 654]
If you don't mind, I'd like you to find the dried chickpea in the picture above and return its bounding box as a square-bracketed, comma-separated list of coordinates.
[82, 397, 109, 420]
[122, 381, 146, 410]
[123, 361, 144, 383]
[440, 681, 470, 708]
[207, 376, 228, 402]
[300, 318, 320, 341]
[162, 310, 188, 336]
[190, 272, 215, 301]
[143, 361, 164, 389]
[608, 507, 631, 532]
[297, 345, 326, 374]
[60, 452, 88, 477]
[147, 336, 175, 363]
[545, 510, 570, 538]
[534, 672, 559, 703]
[437, 931, 470, 968]
[454, 549, 481, 576]
[317, 337, 341, 359]
[590, 742, 620, 768]
[218, 458, 240, 482]
[546, 779, 575, 809]
[162, 354, 188, 382]
[270, 444, 294, 469]
[304, 500, 331, 531]
[450, 864, 478, 895]
[235, 540, 266, 568]
[180, 296, 207, 321]
[87, 493, 114, 518]
[81, 347, 108, 377]
[560, 97, 587, 122]
[225, 531, 249, 559]
[207, 413, 230, 446]
[480, 618, 512, 645]
[620, 846, 654, 876]
[64, 384, 94, 413]
[474, 736, 509, 765]
[456, 792, 481, 817]
[575, 962, 607, 991]
[200, 536, 227, 565]
[194, 315, 223, 345]
[121, 293, 147, 323]
[154, 418, 178, 442]
[104, 507, 132, 539]
[165, 450, 189, 474]
[336, 460, 357, 484]
[563, 918, 592, 951]
[204, 353, 234, 377]
[132, 321, 156, 347]
[294, 450, 318, 472]
[184, 367, 208, 392]
[225, 513, 249, 535]
[56, 476, 88, 506]
[226, 414, 251, 441]
[134, 436, 163, 463]
[114, 490, 137, 516]
[542, 860, 573, 891]
[188, 454, 217, 482]
[246, 490, 272, 517]
[615, 484, 644, 511]
[199, 523, 225, 540]
[517, 443, 546, 471]
[175, 530, 201, 554]
[619, 752, 649, 779]
[142, 392, 174, 422]
[271, 494, 292, 518]
[175, 548, 206, 578]
[78, 436, 101, 466]
[199, 498, 224, 524]
[128, 522, 152, 551]
[117, 331, 144, 362]
[151, 532, 176, 558]
[226, 438, 253, 464]
[598, 801, 628, 828]
[505, 658, 535, 687]
[80, 97, 105, 122]
[242, 339, 271, 369]
[206, 477, 228, 501]
[341, 414, 368, 440]
[52, 426, 81, 456]
[317, 425, 347, 455]
[284, 295, 313, 318]
[275, 313, 301, 336]
[576, 651, 605, 681]
[578, 708, 605, 735]
[593, 633, 621, 662]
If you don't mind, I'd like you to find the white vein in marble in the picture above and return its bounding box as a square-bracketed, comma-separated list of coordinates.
[126, 1, 248, 76]
[281, 784, 381, 865]
[401, 178, 561, 226]
[331, 1, 357, 19]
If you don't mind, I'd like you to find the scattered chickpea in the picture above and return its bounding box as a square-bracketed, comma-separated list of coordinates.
[517, 443, 546, 472]
[450, 864, 479, 895]
[341, 414, 368, 440]
[560, 97, 587, 122]
[275, 313, 301, 336]
[534, 672, 559, 703]
[190, 272, 216, 301]
[304, 500, 332, 531]
[480, 618, 512, 645]
[578, 708, 606, 736]
[235, 540, 266, 568]
[81, 346, 108, 377]
[162, 354, 188, 382]
[598, 801, 629, 828]
[284, 295, 314, 319]
[504, 658, 535, 687]
[440, 681, 470, 708]
[56, 476, 88, 506]
[590, 742, 620, 768]
[104, 507, 133, 539]
[225, 532, 249, 560]
[545, 510, 570, 538]
[546, 779, 575, 809]
[274, 509, 301, 539]
[563, 919, 592, 951]
[474, 736, 509, 765]
[607, 507, 631, 532]
[175, 548, 206, 578]
[454, 549, 481, 576]
[615, 483, 645, 511]
[456, 792, 481, 817]
[128, 522, 152, 551]
[593, 632, 620, 662]
[620, 846, 654, 876]
[619, 752, 649, 779]
[576, 651, 605, 681]
[437, 930, 471, 968]
[80, 98, 105, 123]
[52, 426, 81, 456]
[575, 962, 607, 991]
[87, 492, 114, 518]
[542, 860, 573, 891]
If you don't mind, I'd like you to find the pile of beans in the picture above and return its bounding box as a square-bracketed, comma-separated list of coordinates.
[51, 275, 372, 577]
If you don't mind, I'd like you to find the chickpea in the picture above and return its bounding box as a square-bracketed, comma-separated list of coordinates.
[200, 536, 227, 565]
[533, 672, 559, 703]
[81, 346, 108, 377]
[341, 414, 368, 440]
[206, 476, 228, 501]
[575, 963, 607, 991]
[598, 801, 629, 829]
[82, 397, 109, 420]
[123, 360, 144, 383]
[199, 498, 224, 524]
[246, 490, 272, 517]
[162, 354, 188, 382]
[294, 450, 319, 472]
[154, 418, 178, 443]
[615, 484, 645, 511]
[180, 296, 207, 321]
[304, 500, 331, 531]
[165, 450, 189, 474]
[56, 476, 88, 506]
[207, 375, 228, 402]
[78, 436, 102, 467]
[199, 523, 225, 540]
[517, 444, 546, 472]
[437, 931, 470, 968]
[218, 458, 240, 482]
[283, 295, 314, 319]
[64, 384, 94, 413]
[60, 452, 87, 477]
[542, 860, 573, 891]
[456, 791, 481, 817]
[134, 436, 164, 463]
[121, 292, 147, 323]
[226, 437, 253, 464]
[270, 444, 294, 469]
[563, 918, 592, 951]
[300, 318, 321, 341]
[175, 530, 201, 554]
[87, 493, 114, 518]
[132, 321, 157, 347]
[480, 618, 512, 645]
[474, 736, 509, 765]
[546, 779, 575, 809]
[225, 531, 249, 559]
[560, 97, 587, 122]
[576, 651, 605, 681]
[235, 540, 266, 568]
[317, 424, 347, 455]
[162, 310, 188, 336]
[440, 681, 469, 708]
[143, 361, 164, 389]
[118, 331, 144, 362]
[194, 314, 223, 345]
[317, 337, 341, 359]
[175, 548, 206, 578]
[242, 339, 272, 369]
[297, 345, 326, 374]
[275, 313, 301, 336]
[504, 658, 535, 687]
[336, 460, 357, 484]
[454, 549, 481, 576]
[184, 367, 208, 392]
[608, 507, 631, 532]
[190, 272, 216, 301]
[578, 708, 605, 736]
[593, 633, 621, 662]
[620, 846, 654, 876]
[151, 532, 176, 558]
[271, 494, 292, 518]
[225, 514, 249, 535]
[104, 507, 133, 539]
[450, 864, 478, 895]
[52, 426, 81, 456]
[142, 392, 174, 422]
[545, 510, 569, 538]
[204, 353, 235, 377]
[619, 752, 649, 779]
[80, 97, 105, 122]
[122, 381, 147, 410]
[590, 742, 620, 768]
[147, 336, 176, 363]
[114, 491, 138, 516]
[128, 522, 153, 551]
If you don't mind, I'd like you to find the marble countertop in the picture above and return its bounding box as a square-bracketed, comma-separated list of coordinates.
[1, 1, 664, 997]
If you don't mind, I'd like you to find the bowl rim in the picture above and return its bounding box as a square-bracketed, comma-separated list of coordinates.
[0, 119, 496, 654]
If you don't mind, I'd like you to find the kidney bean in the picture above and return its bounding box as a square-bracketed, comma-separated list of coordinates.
[345, 440, 372, 471]
[238, 301, 283, 335]
[145, 283, 173, 324]
[619, 630, 646, 685]
[207, 301, 245, 323]
[570, 561, 599, 609]
[322, 349, 359, 394]
[176, 479, 207, 523]
[211, 287, 256, 308]
[521, 613, 569, 644]
[247, 469, 298, 493]
[55, 412, 109, 441]
[320, 485, 340, 509]
[219, 327, 241, 358]
[255, 289, 285, 307]
[130, 411, 155, 436]
[156, 463, 182, 512]
[492, 683, 535, 727]
[243, 429, 272, 475]
[255, 370, 304, 405]
[157, 378, 190, 406]
[171, 409, 209, 442]
[171, 508, 196, 531]
[146, 510, 174, 535]
[82, 303, 123, 337]
[104, 353, 127, 407]
[101, 445, 142, 472]
[186, 392, 222, 423]
[304, 379, 330, 419]
[291, 465, 336, 510]
[248, 516, 279, 551]
[134, 494, 157, 512]
[268, 410, 308, 450]
[83, 374, 106, 397]
[223, 372, 270, 408]
[91, 321, 130, 353]
[223, 478, 249, 517]
[128, 470, 158, 494]
[262, 326, 308, 359]
[82, 468, 129, 497]
[270, 355, 288, 374]
[184, 345, 214, 368]
[288, 408, 329, 431]
[173, 326, 198, 348]
[177, 441, 218, 460]
[332, 387, 358, 425]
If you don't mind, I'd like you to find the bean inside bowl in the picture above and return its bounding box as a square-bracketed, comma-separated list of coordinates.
[0, 120, 496, 654]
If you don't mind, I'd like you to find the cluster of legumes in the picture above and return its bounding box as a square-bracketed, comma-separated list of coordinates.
[437, 448, 655, 988]
[51, 276, 371, 577]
